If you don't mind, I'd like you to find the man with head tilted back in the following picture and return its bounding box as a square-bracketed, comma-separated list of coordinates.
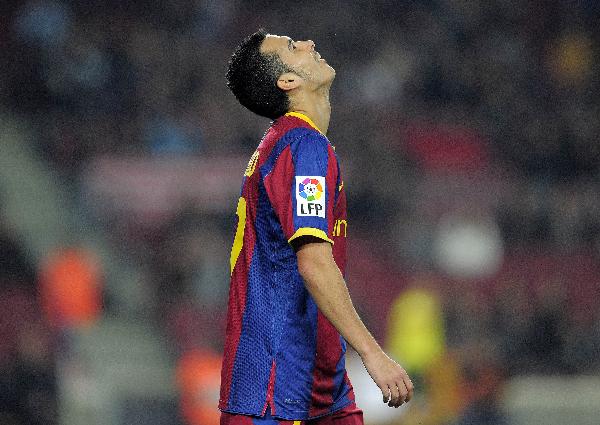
[220, 29, 413, 425]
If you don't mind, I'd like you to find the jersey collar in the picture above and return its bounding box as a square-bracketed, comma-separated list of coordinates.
[285, 112, 323, 135]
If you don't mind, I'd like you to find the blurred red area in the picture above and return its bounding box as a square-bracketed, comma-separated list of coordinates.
[39, 247, 102, 329]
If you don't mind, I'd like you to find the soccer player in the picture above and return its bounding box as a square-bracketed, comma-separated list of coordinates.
[220, 29, 413, 425]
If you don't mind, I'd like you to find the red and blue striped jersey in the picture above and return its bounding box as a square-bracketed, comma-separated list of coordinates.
[219, 112, 355, 420]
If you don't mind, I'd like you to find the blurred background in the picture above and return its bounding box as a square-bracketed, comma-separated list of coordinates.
[1, 0, 599, 424]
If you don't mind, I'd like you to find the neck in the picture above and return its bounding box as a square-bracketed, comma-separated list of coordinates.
[289, 86, 331, 135]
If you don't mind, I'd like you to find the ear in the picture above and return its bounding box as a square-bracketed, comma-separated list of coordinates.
[277, 72, 302, 91]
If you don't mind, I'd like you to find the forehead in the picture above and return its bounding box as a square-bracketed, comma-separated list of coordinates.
[260, 34, 290, 55]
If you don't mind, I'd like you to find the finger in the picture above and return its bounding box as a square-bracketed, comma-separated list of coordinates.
[389, 384, 401, 407]
[396, 381, 409, 407]
[381, 386, 391, 404]
[391, 383, 407, 408]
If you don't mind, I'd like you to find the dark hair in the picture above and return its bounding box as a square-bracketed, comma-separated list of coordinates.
[226, 29, 292, 119]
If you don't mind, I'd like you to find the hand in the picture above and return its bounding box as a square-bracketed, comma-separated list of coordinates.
[361, 350, 414, 408]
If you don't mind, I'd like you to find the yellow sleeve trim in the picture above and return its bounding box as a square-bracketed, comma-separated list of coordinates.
[288, 227, 334, 245]
[285, 112, 324, 135]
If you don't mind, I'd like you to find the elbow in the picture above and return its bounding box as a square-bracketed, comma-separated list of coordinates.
[298, 260, 325, 294]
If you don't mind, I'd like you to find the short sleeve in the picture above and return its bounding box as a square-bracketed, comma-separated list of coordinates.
[263, 130, 337, 245]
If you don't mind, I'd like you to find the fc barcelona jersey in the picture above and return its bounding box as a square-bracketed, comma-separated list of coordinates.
[219, 112, 355, 420]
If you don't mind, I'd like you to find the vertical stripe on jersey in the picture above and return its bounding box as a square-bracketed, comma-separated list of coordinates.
[220, 202, 257, 408]
[324, 146, 338, 240]
[308, 312, 342, 416]
[227, 180, 280, 412]
[254, 177, 300, 414]
[273, 295, 319, 414]
[263, 360, 277, 416]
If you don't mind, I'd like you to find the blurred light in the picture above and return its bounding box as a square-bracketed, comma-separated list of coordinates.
[434, 214, 503, 279]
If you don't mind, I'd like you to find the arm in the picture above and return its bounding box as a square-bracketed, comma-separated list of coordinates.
[294, 237, 414, 408]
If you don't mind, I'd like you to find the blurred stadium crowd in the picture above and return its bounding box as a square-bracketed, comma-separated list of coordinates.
[1, 0, 599, 424]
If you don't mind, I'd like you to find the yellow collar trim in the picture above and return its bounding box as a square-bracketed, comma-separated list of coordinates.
[285, 112, 323, 134]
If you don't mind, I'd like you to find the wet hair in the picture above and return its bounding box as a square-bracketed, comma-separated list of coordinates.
[226, 29, 292, 119]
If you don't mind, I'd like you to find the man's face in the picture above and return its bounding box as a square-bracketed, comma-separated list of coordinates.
[260, 34, 335, 88]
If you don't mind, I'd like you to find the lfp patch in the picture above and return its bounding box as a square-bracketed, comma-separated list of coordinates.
[296, 176, 326, 217]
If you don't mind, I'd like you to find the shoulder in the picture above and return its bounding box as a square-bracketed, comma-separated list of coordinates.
[269, 126, 329, 162]
[261, 118, 332, 177]
[287, 128, 331, 167]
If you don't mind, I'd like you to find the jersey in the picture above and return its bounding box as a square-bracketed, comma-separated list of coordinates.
[219, 112, 355, 420]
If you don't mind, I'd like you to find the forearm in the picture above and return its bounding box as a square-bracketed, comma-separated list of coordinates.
[297, 245, 380, 357]
[296, 239, 414, 407]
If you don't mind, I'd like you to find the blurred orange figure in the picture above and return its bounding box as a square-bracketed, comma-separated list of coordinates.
[176, 349, 222, 425]
[39, 247, 102, 328]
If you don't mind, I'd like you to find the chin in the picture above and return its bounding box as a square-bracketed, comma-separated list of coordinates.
[325, 63, 336, 80]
